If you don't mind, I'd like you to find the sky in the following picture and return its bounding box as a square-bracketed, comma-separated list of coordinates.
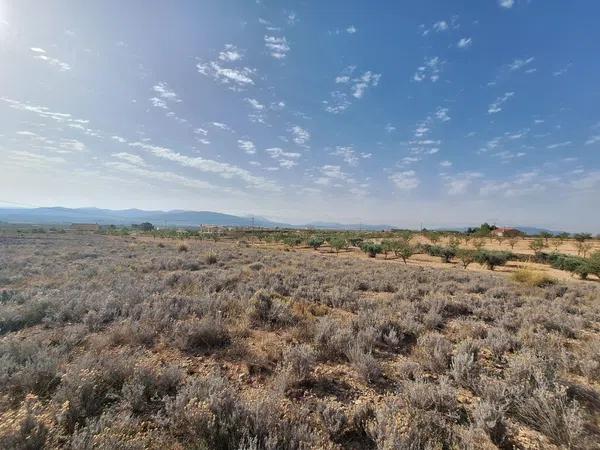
[0, 0, 599, 231]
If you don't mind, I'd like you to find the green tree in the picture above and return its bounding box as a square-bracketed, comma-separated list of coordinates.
[307, 236, 325, 250]
[540, 231, 553, 245]
[529, 238, 545, 255]
[574, 233, 592, 243]
[475, 251, 510, 271]
[283, 236, 304, 248]
[139, 222, 154, 232]
[588, 251, 600, 279]
[360, 242, 383, 258]
[381, 240, 394, 259]
[398, 231, 413, 244]
[328, 237, 348, 254]
[394, 241, 413, 264]
[457, 249, 475, 269]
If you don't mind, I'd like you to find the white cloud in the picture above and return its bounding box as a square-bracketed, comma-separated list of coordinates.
[265, 147, 301, 159]
[323, 92, 351, 114]
[499, 0, 514, 8]
[398, 156, 421, 167]
[547, 141, 572, 149]
[266, 147, 301, 168]
[112, 152, 145, 166]
[264, 35, 290, 59]
[488, 91, 515, 114]
[324, 68, 380, 113]
[59, 139, 86, 153]
[480, 171, 547, 197]
[433, 21, 448, 32]
[440, 160, 453, 167]
[194, 128, 208, 136]
[457, 37, 472, 49]
[150, 97, 167, 109]
[106, 161, 219, 192]
[210, 122, 233, 132]
[218, 44, 242, 62]
[553, 63, 572, 77]
[435, 107, 451, 122]
[413, 57, 442, 82]
[290, 125, 310, 146]
[30, 47, 71, 71]
[389, 171, 419, 191]
[346, 25, 357, 34]
[508, 57, 534, 72]
[245, 98, 265, 110]
[585, 135, 600, 145]
[197, 60, 255, 88]
[237, 140, 256, 155]
[7, 150, 66, 166]
[444, 172, 483, 195]
[317, 165, 347, 183]
[129, 142, 278, 191]
[287, 11, 298, 25]
[152, 82, 181, 103]
[352, 71, 381, 98]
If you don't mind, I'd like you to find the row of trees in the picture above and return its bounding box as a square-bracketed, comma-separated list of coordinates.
[276, 231, 600, 278]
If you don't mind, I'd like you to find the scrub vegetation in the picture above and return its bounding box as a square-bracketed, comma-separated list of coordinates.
[1, 232, 600, 449]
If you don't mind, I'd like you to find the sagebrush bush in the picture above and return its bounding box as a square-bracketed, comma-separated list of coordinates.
[275, 344, 315, 392]
[415, 332, 452, 374]
[248, 289, 297, 329]
[173, 316, 230, 353]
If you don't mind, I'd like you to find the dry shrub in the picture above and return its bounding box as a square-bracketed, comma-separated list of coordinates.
[247, 289, 297, 329]
[172, 316, 230, 353]
[177, 244, 188, 252]
[54, 352, 136, 433]
[484, 326, 520, 361]
[514, 386, 587, 449]
[579, 338, 600, 381]
[345, 344, 381, 383]
[0, 337, 61, 401]
[274, 344, 315, 393]
[313, 316, 353, 361]
[450, 339, 480, 389]
[0, 395, 48, 449]
[511, 269, 556, 287]
[317, 401, 348, 440]
[414, 332, 452, 374]
[205, 252, 218, 265]
[368, 378, 463, 449]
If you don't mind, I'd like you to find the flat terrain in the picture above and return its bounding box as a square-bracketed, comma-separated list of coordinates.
[1, 234, 600, 449]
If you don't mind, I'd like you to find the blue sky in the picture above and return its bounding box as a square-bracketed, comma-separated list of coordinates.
[0, 0, 599, 231]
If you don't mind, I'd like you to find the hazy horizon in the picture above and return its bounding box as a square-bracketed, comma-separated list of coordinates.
[1, 1, 599, 231]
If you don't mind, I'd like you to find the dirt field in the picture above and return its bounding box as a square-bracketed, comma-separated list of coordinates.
[1, 233, 600, 449]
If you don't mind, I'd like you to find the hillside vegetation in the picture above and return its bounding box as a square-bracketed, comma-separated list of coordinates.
[1, 233, 600, 449]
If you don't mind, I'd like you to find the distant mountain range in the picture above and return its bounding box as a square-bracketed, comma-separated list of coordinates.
[0, 207, 569, 234]
[0, 207, 391, 230]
